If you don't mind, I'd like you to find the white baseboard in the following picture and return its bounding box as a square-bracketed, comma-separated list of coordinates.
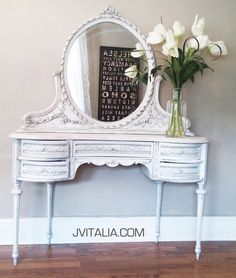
[0, 216, 236, 245]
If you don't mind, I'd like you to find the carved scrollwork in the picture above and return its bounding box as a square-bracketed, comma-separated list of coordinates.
[159, 165, 200, 179]
[100, 5, 120, 17]
[22, 164, 68, 177]
[74, 143, 152, 155]
[22, 144, 68, 154]
[160, 145, 201, 160]
[73, 158, 152, 175]
[127, 100, 169, 132]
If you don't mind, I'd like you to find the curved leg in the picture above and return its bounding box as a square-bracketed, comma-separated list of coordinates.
[11, 182, 22, 266]
[195, 181, 206, 260]
[46, 182, 54, 245]
[155, 181, 164, 242]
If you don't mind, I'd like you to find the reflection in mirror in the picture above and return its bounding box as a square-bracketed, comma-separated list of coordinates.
[66, 22, 146, 122]
[67, 33, 92, 116]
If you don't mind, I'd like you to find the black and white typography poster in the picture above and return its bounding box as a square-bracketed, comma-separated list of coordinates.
[98, 46, 139, 122]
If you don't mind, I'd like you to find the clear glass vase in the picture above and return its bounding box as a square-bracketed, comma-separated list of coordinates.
[166, 88, 186, 137]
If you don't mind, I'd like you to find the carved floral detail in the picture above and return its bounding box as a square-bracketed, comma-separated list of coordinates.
[22, 164, 68, 177]
[128, 100, 169, 131]
[160, 146, 201, 158]
[22, 143, 68, 154]
[159, 165, 200, 178]
[74, 158, 151, 169]
[100, 5, 120, 17]
[105, 160, 120, 167]
[74, 144, 152, 154]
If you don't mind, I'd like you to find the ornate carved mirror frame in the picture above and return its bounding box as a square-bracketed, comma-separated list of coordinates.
[20, 6, 172, 134]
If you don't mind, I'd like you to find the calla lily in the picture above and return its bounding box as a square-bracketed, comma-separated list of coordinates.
[186, 35, 210, 50]
[124, 65, 138, 79]
[191, 15, 205, 36]
[124, 15, 228, 91]
[208, 41, 228, 56]
[146, 23, 166, 44]
[173, 21, 185, 38]
[131, 42, 145, 58]
[162, 29, 179, 58]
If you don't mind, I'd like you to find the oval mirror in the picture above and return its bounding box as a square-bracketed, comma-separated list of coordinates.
[63, 8, 155, 126]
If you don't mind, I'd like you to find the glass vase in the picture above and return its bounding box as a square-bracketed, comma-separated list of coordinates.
[166, 88, 186, 137]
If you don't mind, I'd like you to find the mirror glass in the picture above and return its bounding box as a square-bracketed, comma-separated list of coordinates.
[66, 22, 147, 122]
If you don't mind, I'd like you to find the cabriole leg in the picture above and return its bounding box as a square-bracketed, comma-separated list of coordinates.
[195, 181, 206, 260]
[46, 182, 54, 245]
[155, 181, 164, 242]
[11, 182, 22, 266]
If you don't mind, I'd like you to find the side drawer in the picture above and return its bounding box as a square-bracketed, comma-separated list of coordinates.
[159, 143, 202, 162]
[21, 140, 69, 160]
[159, 162, 201, 182]
[20, 160, 69, 181]
[73, 141, 153, 158]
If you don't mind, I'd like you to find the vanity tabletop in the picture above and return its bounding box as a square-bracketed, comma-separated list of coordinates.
[10, 130, 209, 144]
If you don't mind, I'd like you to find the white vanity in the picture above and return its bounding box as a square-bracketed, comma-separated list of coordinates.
[10, 6, 208, 265]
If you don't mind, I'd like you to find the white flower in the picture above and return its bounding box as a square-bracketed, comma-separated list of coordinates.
[124, 65, 138, 79]
[146, 23, 166, 44]
[162, 29, 179, 58]
[191, 14, 205, 36]
[186, 35, 210, 50]
[131, 42, 145, 58]
[173, 21, 185, 38]
[208, 41, 228, 56]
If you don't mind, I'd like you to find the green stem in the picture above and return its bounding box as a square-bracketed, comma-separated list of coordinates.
[166, 88, 184, 137]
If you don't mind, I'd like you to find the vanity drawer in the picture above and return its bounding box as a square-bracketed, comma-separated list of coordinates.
[21, 140, 69, 160]
[159, 162, 201, 182]
[20, 160, 69, 181]
[159, 143, 202, 162]
[73, 141, 153, 158]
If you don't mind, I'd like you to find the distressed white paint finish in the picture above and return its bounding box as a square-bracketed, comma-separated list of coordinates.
[11, 135, 208, 264]
[10, 6, 208, 265]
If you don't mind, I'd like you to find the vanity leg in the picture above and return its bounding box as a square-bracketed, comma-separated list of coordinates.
[155, 181, 164, 243]
[195, 181, 206, 260]
[11, 182, 22, 266]
[46, 182, 54, 245]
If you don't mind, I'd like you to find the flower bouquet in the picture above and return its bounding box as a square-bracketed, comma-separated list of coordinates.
[125, 15, 227, 136]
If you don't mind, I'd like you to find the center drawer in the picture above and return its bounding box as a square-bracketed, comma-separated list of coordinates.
[73, 141, 153, 158]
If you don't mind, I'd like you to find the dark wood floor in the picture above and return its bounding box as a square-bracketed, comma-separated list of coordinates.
[0, 242, 236, 278]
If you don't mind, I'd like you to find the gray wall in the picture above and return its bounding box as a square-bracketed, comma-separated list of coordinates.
[0, 0, 235, 218]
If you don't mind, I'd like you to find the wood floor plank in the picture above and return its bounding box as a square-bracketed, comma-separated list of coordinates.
[0, 242, 236, 278]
